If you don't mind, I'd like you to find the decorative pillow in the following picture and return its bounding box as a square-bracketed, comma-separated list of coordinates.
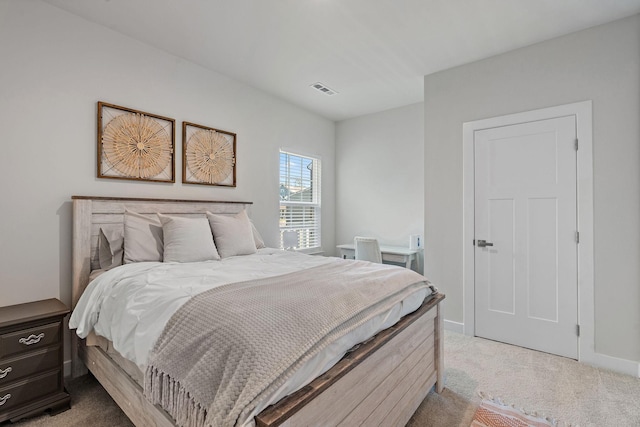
[206, 210, 257, 258]
[123, 210, 163, 263]
[98, 227, 124, 270]
[158, 214, 220, 263]
[251, 222, 266, 249]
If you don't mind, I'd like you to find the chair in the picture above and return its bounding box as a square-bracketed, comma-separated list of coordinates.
[282, 230, 299, 250]
[354, 236, 382, 263]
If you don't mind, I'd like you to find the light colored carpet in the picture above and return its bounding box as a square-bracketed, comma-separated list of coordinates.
[11, 331, 640, 427]
[10, 374, 133, 427]
[407, 331, 640, 427]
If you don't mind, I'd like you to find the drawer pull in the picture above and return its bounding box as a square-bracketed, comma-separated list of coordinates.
[0, 367, 11, 379]
[0, 393, 10, 406]
[18, 333, 45, 345]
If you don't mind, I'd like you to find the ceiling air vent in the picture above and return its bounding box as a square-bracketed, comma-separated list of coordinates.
[310, 82, 338, 96]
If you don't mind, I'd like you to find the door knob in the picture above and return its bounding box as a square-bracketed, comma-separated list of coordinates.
[477, 240, 494, 247]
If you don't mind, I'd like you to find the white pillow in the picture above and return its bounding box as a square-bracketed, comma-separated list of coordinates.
[251, 222, 266, 249]
[98, 227, 124, 270]
[158, 214, 220, 262]
[123, 210, 163, 263]
[206, 210, 257, 258]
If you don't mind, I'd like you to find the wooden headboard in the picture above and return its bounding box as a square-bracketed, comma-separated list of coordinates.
[71, 196, 253, 309]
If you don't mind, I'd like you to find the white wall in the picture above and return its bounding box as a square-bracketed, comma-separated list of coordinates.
[336, 103, 424, 271]
[424, 14, 640, 362]
[0, 0, 335, 313]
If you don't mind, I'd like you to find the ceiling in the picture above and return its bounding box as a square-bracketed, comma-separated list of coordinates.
[43, 0, 640, 121]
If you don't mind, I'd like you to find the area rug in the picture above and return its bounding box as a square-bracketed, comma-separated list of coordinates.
[471, 393, 570, 427]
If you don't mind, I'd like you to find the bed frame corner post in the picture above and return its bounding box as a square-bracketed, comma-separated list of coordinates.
[72, 198, 92, 308]
[71, 198, 92, 378]
[435, 297, 445, 393]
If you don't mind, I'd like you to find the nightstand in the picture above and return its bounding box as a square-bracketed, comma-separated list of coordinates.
[0, 298, 70, 422]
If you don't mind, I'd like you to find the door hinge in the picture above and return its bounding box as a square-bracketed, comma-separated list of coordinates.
[576, 231, 580, 244]
[575, 138, 579, 150]
[576, 324, 581, 337]
[473, 239, 475, 246]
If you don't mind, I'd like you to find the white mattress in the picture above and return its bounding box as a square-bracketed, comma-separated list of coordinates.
[70, 249, 430, 426]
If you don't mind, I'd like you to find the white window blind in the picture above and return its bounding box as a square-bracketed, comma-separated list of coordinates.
[279, 150, 321, 251]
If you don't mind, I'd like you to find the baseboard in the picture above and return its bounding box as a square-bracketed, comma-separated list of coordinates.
[581, 352, 640, 378]
[444, 319, 464, 333]
[64, 359, 71, 378]
[442, 320, 639, 377]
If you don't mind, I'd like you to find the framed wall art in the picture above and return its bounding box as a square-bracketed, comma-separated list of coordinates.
[182, 121, 236, 187]
[97, 102, 175, 182]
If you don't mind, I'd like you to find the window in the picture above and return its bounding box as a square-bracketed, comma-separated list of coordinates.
[279, 150, 321, 251]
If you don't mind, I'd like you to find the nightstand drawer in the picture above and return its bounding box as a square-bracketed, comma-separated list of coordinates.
[0, 370, 60, 413]
[0, 347, 59, 386]
[0, 322, 61, 359]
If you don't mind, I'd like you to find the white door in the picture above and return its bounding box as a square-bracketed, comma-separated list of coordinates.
[474, 116, 578, 359]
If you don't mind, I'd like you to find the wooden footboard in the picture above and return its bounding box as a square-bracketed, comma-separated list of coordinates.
[78, 293, 444, 427]
[258, 293, 444, 426]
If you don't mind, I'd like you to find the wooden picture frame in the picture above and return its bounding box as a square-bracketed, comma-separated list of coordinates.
[97, 102, 175, 183]
[182, 121, 236, 187]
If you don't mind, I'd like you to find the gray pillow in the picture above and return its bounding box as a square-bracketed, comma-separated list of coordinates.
[98, 227, 124, 270]
[206, 210, 257, 258]
[158, 214, 220, 262]
[123, 210, 163, 263]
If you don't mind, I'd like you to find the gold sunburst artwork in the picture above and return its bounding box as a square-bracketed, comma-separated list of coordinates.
[97, 102, 175, 182]
[183, 122, 236, 187]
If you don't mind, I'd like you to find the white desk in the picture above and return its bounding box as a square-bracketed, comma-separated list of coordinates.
[336, 243, 420, 270]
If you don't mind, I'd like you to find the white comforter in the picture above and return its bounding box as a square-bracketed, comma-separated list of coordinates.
[70, 249, 430, 426]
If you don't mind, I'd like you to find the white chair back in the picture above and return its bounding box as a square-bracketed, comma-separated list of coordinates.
[354, 236, 382, 263]
[282, 230, 298, 250]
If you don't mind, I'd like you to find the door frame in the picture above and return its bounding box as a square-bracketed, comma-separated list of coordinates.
[462, 100, 593, 362]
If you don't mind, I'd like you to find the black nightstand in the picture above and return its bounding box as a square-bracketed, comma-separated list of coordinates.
[0, 298, 70, 422]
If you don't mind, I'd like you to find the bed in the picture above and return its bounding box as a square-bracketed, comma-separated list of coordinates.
[69, 195, 445, 427]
